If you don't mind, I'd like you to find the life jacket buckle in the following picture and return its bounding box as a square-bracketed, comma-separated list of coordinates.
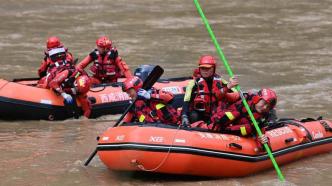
[194, 100, 206, 111]
[149, 110, 158, 119]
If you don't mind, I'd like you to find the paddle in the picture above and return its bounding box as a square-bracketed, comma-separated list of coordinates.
[84, 65, 164, 166]
[193, 0, 285, 181]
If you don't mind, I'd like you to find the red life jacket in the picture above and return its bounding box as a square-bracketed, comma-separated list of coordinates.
[133, 99, 179, 124]
[191, 75, 225, 115]
[89, 49, 120, 82]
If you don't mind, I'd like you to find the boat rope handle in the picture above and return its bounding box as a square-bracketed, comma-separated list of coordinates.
[286, 121, 313, 142]
[89, 86, 106, 92]
[131, 125, 182, 172]
[284, 138, 295, 144]
[229, 142, 243, 150]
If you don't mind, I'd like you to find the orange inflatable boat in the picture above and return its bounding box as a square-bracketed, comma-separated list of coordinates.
[96, 118, 332, 177]
[0, 75, 190, 120]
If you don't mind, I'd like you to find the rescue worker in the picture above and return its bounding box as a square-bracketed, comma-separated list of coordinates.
[122, 76, 179, 124]
[76, 36, 132, 85]
[181, 55, 239, 127]
[37, 36, 74, 88]
[210, 88, 277, 142]
[48, 68, 92, 118]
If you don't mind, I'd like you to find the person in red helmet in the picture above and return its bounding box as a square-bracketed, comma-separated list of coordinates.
[48, 68, 92, 118]
[209, 88, 277, 138]
[181, 55, 240, 127]
[122, 76, 179, 124]
[76, 36, 132, 85]
[37, 36, 74, 88]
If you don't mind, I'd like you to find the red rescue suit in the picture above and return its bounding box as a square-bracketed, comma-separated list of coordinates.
[48, 69, 91, 118]
[77, 48, 132, 84]
[210, 93, 268, 136]
[123, 89, 179, 124]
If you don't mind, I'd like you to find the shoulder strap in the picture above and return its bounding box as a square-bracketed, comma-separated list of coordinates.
[89, 49, 99, 61]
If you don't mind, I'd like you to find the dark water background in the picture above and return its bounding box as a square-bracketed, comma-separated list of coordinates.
[0, 0, 331, 185]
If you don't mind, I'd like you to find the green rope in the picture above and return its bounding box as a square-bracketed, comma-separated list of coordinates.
[193, 0, 285, 181]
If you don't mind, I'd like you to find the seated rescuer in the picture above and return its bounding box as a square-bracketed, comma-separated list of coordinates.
[48, 67, 92, 118]
[209, 88, 277, 146]
[181, 55, 239, 127]
[122, 76, 179, 124]
[76, 36, 132, 85]
[37, 36, 74, 88]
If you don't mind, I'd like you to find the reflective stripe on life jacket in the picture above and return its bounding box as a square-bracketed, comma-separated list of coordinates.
[225, 111, 235, 121]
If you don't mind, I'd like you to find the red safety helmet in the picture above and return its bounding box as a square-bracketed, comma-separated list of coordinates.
[198, 55, 216, 68]
[255, 88, 277, 109]
[75, 75, 91, 94]
[122, 76, 143, 92]
[47, 36, 62, 49]
[96, 36, 112, 49]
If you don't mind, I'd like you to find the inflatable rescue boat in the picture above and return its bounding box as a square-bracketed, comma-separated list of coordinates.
[0, 65, 190, 120]
[96, 118, 332, 177]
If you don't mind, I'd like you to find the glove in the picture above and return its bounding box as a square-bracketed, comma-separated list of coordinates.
[61, 92, 73, 104]
[137, 88, 151, 100]
[181, 115, 190, 128]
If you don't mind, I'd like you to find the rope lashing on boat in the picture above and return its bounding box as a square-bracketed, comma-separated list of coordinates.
[320, 121, 332, 132]
[130, 125, 182, 172]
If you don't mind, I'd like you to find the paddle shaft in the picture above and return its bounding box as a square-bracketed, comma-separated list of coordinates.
[84, 149, 97, 166]
[113, 100, 135, 127]
[193, 0, 285, 181]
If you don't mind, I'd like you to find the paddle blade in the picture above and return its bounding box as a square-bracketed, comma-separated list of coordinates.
[142, 65, 164, 90]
